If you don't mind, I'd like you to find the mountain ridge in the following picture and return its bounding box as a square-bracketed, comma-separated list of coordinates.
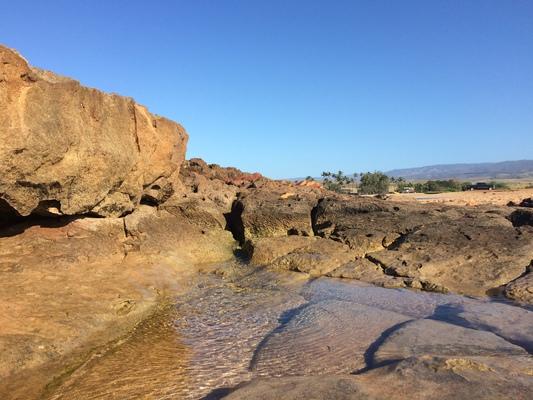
[386, 160, 533, 180]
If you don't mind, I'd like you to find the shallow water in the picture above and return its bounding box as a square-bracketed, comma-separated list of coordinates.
[45, 263, 533, 400]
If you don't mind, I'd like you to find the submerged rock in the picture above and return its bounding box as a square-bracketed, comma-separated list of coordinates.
[372, 318, 527, 366]
[251, 301, 410, 375]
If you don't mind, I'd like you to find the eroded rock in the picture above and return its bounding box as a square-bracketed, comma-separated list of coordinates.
[0, 45, 188, 219]
[505, 269, 533, 304]
[247, 236, 355, 276]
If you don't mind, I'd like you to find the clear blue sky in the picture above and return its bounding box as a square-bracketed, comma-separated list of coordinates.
[2, 1, 532, 178]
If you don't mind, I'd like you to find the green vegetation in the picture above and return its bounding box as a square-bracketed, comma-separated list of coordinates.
[413, 180, 465, 193]
[358, 171, 390, 194]
[321, 170, 353, 192]
[488, 181, 510, 190]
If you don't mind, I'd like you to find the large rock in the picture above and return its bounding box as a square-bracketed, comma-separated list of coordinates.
[0, 45, 188, 219]
[247, 236, 356, 276]
[314, 197, 533, 297]
[509, 208, 533, 227]
[366, 218, 533, 296]
[228, 187, 322, 243]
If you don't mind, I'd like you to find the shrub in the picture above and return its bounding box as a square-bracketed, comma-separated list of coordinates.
[359, 172, 390, 194]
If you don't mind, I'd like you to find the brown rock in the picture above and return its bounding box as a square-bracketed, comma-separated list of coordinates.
[327, 258, 408, 289]
[509, 208, 533, 227]
[229, 187, 320, 243]
[223, 376, 372, 400]
[0, 45, 188, 219]
[505, 268, 533, 304]
[250, 301, 411, 375]
[0, 207, 235, 394]
[314, 197, 533, 297]
[247, 236, 355, 276]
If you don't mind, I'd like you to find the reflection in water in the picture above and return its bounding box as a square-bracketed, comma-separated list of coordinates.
[45, 264, 533, 400]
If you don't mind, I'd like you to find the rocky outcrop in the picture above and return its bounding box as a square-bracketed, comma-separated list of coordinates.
[229, 186, 322, 243]
[0, 45, 188, 219]
[240, 193, 533, 299]
[509, 208, 533, 227]
[247, 236, 355, 276]
[0, 47, 233, 396]
[311, 197, 533, 297]
[504, 263, 533, 304]
[0, 206, 235, 395]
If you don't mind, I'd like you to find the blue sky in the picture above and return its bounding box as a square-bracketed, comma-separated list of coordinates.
[2, 1, 532, 178]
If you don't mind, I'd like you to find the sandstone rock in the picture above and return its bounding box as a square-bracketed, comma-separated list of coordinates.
[0, 45, 188, 219]
[223, 376, 372, 400]
[505, 270, 533, 304]
[246, 236, 319, 265]
[312, 197, 430, 256]
[226, 355, 533, 400]
[356, 355, 533, 400]
[327, 258, 408, 289]
[123, 205, 236, 263]
[0, 207, 235, 392]
[247, 236, 355, 276]
[372, 319, 526, 367]
[314, 197, 533, 297]
[229, 188, 320, 243]
[366, 219, 533, 296]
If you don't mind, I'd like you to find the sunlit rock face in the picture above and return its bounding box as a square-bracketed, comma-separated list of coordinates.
[0, 45, 188, 219]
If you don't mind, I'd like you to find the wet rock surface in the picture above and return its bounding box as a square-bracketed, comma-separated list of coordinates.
[28, 268, 533, 400]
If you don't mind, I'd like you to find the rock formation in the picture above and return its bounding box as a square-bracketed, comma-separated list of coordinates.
[1, 45, 533, 400]
[0, 45, 187, 219]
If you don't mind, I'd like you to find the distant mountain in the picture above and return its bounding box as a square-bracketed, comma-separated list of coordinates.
[386, 160, 533, 181]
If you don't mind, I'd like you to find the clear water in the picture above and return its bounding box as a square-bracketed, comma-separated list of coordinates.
[45, 263, 533, 400]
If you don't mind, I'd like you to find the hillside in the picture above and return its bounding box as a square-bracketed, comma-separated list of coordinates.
[386, 160, 533, 180]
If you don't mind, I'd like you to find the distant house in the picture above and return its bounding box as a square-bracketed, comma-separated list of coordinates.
[465, 182, 494, 191]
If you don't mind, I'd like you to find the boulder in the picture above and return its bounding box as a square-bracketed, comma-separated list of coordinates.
[228, 188, 320, 243]
[0, 45, 188, 219]
[509, 208, 533, 227]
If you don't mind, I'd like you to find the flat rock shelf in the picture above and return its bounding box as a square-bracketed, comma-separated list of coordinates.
[42, 262, 533, 400]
